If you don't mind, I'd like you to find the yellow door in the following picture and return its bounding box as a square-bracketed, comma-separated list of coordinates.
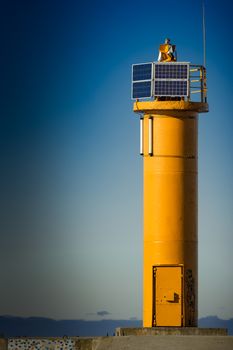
[153, 266, 183, 327]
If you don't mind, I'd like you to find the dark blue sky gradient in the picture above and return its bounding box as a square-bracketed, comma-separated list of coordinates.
[1, 0, 233, 320]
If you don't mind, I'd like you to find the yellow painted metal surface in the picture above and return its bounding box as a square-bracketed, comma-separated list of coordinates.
[153, 266, 183, 326]
[135, 101, 208, 328]
[134, 100, 209, 114]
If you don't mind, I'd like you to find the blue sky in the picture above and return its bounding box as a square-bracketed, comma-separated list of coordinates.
[0, 0, 233, 321]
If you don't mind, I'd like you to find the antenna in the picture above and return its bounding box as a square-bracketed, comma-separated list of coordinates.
[202, 1, 206, 67]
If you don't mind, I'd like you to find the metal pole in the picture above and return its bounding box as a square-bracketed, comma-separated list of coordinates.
[202, 1, 206, 68]
[148, 117, 153, 156]
[140, 117, 144, 156]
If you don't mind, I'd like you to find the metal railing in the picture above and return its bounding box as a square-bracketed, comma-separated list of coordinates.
[189, 65, 207, 103]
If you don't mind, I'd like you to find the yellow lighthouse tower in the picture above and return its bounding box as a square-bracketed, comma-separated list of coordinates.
[132, 47, 208, 327]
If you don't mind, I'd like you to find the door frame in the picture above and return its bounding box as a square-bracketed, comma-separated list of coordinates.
[152, 264, 184, 327]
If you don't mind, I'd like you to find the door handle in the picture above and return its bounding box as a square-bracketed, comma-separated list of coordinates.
[167, 292, 179, 303]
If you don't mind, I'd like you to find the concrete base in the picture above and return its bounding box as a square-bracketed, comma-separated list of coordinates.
[115, 327, 228, 336]
[1, 335, 233, 350]
[93, 335, 233, 350]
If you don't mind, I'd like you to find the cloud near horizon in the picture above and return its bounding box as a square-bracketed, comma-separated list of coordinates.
[97, 311, 111, 317]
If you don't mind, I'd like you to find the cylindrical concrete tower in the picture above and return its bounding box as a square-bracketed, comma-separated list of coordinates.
[134, 100, 208, 327]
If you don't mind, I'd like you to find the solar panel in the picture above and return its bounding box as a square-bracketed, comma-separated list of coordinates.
[155, 64, 188, 79]
[154, 80, 188, 96]
[132, 81, 152, 99]
[132, 63, 153, 99]
[131, 62, 189, 99]
[154, 63, 189, 97]
[132, 63, 152, 81]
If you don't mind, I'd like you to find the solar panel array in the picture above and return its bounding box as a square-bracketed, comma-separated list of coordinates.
[132, 62, 189, 99]
[154, 63, 188, 97]
[132, 63, 153, 99]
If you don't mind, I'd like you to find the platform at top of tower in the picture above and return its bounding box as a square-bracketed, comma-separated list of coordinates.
[133, 100, 209, 114]
[131, 62, 207, 104]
